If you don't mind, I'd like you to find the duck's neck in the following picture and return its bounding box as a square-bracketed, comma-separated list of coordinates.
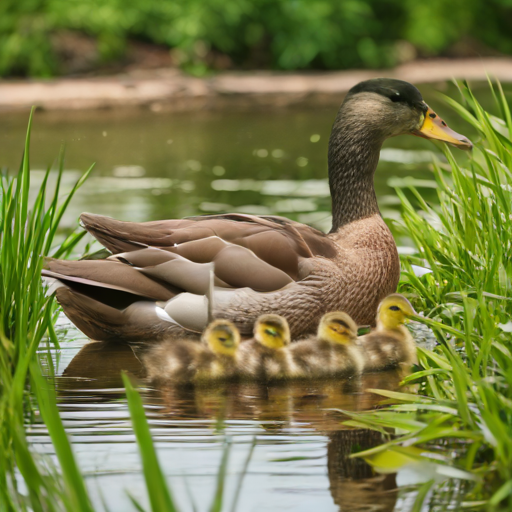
[328, 110, 383, 232]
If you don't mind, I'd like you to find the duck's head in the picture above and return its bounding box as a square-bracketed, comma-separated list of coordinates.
[377, 294, 417, 330]
[254, 314, 291, 349]
[339, 78, 472, 150]
[318, 312, 358, 345]
[202, 319, 240, 356]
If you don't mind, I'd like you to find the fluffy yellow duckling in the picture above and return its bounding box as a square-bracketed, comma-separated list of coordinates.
[236, 314, 295, 381]
[358, 293, 417, 372]
[195, 319, 240, 382]
[143, 319, 240, 384]
[291, 312, 364, 379]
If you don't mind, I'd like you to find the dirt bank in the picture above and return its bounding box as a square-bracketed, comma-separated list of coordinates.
[1, 58, 512, 112]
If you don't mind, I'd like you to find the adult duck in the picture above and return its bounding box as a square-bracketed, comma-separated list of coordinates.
[43, 78, 471, 341]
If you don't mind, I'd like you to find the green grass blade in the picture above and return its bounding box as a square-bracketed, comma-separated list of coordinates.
[229, 438, 255, 512]
[122, 373, 178, 512]
[209, 440, 231, 512]
[30, 361, 94, 512]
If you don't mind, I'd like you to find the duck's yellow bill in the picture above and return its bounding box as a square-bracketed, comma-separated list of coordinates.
[413, 106, 472, 150]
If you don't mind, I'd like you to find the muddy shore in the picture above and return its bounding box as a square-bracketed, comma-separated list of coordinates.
[1, 58, 512, 112]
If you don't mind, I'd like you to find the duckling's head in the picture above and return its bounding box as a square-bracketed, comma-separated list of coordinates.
[202, 319, 240, 357]
[318, 312, 358, 345]
[254, 314, 290, 349]
[338, 78, 472, 149]
[377, 294, 417, 330]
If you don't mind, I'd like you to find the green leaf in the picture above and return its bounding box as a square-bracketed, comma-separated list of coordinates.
[122, 373, 177, 512]
[30, 361, 94, 512]
[411, 479, 435, 512]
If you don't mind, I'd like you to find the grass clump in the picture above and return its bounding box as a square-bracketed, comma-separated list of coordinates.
[344, 81, 512, 510]
[0, 107, 93, 511]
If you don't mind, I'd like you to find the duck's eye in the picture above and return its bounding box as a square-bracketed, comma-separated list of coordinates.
[389, 306, 400, 311]
[218, 336, 227, 342]
[390, 91, 402, 102]
[264, 328, 279, 337]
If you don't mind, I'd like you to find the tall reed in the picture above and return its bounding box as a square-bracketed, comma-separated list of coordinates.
[0, 107, 93, 511]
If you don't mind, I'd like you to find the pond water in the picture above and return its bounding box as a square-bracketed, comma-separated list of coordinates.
[37, 318, 418, 512]
[3, 81, 495, 512]
[2, 82, 483, 240]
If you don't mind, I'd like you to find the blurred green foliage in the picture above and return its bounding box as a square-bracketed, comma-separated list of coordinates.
[1, 0, 512, 77]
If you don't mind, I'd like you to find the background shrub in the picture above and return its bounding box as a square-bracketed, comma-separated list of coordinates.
[1, 0, 512, 77]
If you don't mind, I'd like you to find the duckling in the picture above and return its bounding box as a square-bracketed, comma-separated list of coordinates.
[143, 319, 240, 384]
[357, 293, 417, 372]
[236, 314, 295, 381]
[195, 319, 240, 382]
[291, 312, 364, 379]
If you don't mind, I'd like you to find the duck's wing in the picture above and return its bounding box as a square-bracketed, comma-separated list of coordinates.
[42, 213, 337, 340]
[79, 212, 336, 281]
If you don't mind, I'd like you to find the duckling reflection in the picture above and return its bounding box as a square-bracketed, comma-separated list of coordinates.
[230, 382, 294, 428]
[291, 312, 364, 379]
[143, 319, 240, 384]
[141, 368, 405, 434]
[291, 370, 404, 430]
[358, 294, 418, 372]
[236, 314, 295, 381]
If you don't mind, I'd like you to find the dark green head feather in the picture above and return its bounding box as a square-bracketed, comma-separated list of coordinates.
[348, 78, 427, 111]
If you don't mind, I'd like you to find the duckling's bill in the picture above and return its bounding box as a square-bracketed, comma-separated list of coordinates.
[413, 105, 472, 150]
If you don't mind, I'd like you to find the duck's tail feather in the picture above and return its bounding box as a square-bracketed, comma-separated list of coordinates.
[54, 286, 184, 342]
[80, 213, 171, 254]
[42, 258, 177, 302]
[55, 286, 125, 341]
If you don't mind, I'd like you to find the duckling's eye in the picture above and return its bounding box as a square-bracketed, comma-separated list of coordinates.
[390, 92, 402, 102]
[389, 306, 400, 311]
[264, 328, 279, 337]
[218, 336, 227, 342]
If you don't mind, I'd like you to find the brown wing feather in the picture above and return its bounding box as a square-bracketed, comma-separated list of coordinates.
[43, 260, 177, 300]
[109, 247, 177, 267]
[80, 212, 336, 274]
[171, 237, 229, 263]
[212, 246, 293, 291]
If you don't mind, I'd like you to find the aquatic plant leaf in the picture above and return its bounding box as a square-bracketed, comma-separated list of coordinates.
[411, 479, 435, 512]
[123, 373, 178, 512]
[209, 440, 231, 512]
[30, 361, 94, 512]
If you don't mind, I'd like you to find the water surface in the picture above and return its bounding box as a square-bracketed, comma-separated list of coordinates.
[36, 318, 405, 512]
[2, 82, 482, 238]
